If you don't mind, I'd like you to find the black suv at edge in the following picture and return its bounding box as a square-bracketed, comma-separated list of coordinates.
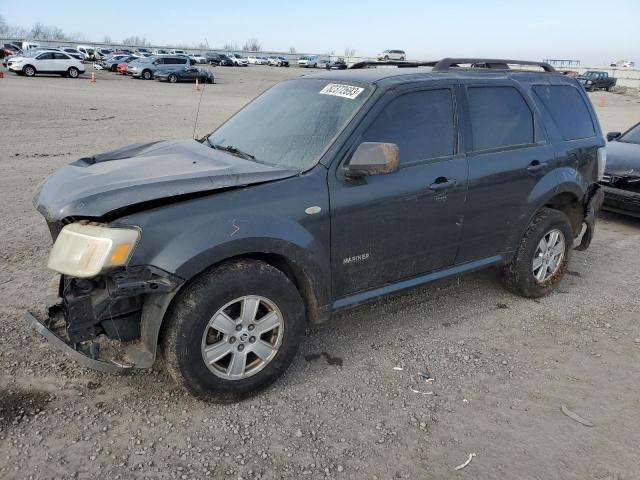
[28, 58, 605, 401]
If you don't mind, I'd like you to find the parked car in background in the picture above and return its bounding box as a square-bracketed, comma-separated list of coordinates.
[377, 49, 406, 61]
[7, 50, 85, 77]
[600, 122, 640, 217]
[188, 53, 207, 64]
[94, 48, 113, 60]
[0, 43, 20, 58]
[155, 66, 214, 84]
[58, 47, 86, 61]
[248, 55, 268, 65]
[217, 53, 234, 66]
[267, 56, 289, 67]
[326, 57, 347, 70]
[298, 55, 319, 67]
[170, 49, 187, 55]
[116, 57, 138, 74]
[129, 55, 192, 79]
[206, 52, 222, 65]
[102, 54, 136, 71]
[317, 59, 330, 68]
[227, 53, 249, 66]
[558, 70, 580, 78]
[578, 71, 617, 91]
[30, 57, 604, 401]
[76, 45, 95, 60]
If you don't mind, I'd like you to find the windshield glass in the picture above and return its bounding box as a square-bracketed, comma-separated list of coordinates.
[582, 72, 596, 77]
[620, 123, 640, 144]
[207, 79, 372, 170]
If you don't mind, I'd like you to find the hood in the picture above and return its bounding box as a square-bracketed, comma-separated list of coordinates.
[604, 140, 640, 176]
[34, 140, 298, 222]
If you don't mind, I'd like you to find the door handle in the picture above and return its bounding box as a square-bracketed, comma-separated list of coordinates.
[429, 177, 457, 191]
[526, 160, 546, 173]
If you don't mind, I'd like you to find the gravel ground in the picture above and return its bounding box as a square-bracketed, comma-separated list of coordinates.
[1, 66, 639, 480]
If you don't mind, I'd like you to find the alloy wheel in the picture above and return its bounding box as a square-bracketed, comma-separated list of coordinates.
[200, 295, 284, 380]
[532, 229, 565, 283]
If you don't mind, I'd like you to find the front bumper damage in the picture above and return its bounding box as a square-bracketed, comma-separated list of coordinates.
[26, 267, 182, 373]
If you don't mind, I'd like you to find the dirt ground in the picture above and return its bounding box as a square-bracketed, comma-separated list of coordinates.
[1, 66, 639, 480]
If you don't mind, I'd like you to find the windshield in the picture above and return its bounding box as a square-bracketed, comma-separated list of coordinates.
[207, 79, 372, 170]
[581, 72, 597, 77]
[620, 123, 640, 144]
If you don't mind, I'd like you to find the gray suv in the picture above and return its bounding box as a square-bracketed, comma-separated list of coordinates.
[129, 55, 192, 80]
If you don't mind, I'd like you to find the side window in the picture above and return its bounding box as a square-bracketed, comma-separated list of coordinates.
[177, 58, 187, 64]
[533, 85, 595, 140]
[53, 53, 69, 60]
[467, 86, 534, 150]
[361, 89, 455, 164]
[36, 53, 54, 60]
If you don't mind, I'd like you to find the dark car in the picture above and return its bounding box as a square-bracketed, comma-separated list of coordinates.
[600, 123, 640, 217]
[206, 52, 223, 65]
[29, 58, 605, 401]
[326, 57, 347, 70]
[0, 43, 20, 58]
[578, 71, 617, 92]
[155, 66, 214, 84]
[216, 53, 234, 66]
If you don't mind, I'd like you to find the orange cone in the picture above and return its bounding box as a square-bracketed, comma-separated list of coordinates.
[195, 77, 200, 91]
[90, 72, 96, 83]
[599, 94, 605, 107]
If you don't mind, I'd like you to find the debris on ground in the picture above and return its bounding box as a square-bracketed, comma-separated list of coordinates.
[454, 453, 476, 471]
[561, 404, 595, 427]
[393, 366, 404, 371]
[411, 388, 434, 395]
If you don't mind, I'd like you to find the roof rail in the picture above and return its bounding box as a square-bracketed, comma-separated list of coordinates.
[349, 58, 556, 73]
[350, 60, 436, 69]
[432, 58, 556, 72]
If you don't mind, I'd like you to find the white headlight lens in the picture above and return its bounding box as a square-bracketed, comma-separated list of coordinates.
[47, 223, 140, 278]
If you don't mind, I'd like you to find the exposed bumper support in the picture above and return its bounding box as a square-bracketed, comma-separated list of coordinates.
[25, 311, 133, 374]
[575, 183, 604, 251]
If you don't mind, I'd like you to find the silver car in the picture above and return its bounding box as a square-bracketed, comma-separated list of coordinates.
[128, 55, 193, 80]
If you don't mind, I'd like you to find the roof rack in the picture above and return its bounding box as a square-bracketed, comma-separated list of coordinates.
[350, 60, 436, 69]
[433, 58, 555, 72]
[349, 58, 556, 73]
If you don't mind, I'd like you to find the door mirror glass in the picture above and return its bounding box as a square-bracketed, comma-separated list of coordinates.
[345, 142, 399, 177]
[606, 131, 621, 141]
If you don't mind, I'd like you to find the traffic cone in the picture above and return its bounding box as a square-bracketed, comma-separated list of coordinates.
[599, 94, 605, 107]
[195, 78, 200, 91]
[90, 72, 96, 83]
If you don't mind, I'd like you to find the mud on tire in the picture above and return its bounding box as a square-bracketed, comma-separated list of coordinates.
[501, 207, 574, 298]
[161, 259, 306, 402]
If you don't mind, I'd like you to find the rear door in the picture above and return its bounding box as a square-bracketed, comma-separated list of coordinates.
[456, 82, 555, 263]
[329, 85, 468, 297]
[53, 52, 71, 72]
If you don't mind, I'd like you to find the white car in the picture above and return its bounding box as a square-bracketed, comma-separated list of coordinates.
[376, 49, 406, 61]
[298, 55, 319, 68]
[8, 50, 85, 78]
[188, 53, 207, 64]
[227, 53, 249, 66]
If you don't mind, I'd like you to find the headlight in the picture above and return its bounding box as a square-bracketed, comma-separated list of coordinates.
[586, 80, 593, 85]
[597, 147, 607, 182]
[48, 223, 140, 278]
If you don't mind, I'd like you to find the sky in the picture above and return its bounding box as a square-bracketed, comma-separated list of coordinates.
[1, 0, 638, 64]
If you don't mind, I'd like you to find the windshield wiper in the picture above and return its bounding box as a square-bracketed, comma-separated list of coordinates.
[209, 142, 255, 160]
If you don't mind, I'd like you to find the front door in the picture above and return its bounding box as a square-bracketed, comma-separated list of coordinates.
[329, 86, 468, 298]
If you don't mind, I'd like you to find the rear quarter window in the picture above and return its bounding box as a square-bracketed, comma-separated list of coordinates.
[532, 85, 595, 140]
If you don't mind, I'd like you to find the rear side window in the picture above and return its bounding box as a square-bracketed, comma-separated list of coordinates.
[362, 89, 455, 164]
[467, 86, 534, 150]
[533, 85, 595, 140]
[176, 58, 187, 64]
[53, 53, 69, 60]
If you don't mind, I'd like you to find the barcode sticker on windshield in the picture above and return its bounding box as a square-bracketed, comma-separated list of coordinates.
[319, 84, 364, 99]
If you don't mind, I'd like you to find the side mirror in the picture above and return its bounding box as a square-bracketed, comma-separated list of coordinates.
[606, 131, 621, 141]
[345, 142, 399, 177]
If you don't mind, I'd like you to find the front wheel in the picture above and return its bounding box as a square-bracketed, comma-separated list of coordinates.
[23, 65, 36, 77]
[162, 260, 306, 401]
[501, 208, 573, 298]
[142, 69, 152, 80]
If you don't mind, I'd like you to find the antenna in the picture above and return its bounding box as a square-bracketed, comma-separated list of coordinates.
[193, 37, 211, 140]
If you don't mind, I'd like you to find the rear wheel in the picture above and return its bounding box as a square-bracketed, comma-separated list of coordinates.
[162, 260, 306, 401]
[168, 74, 178, 83]
[400, 56, 405, 61]
[501, 208, 573, 298]
[67, 67, 79, 78]
[23, 65, 36, 77]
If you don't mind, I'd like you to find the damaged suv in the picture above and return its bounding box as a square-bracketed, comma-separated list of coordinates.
[29, 58, 605, 401]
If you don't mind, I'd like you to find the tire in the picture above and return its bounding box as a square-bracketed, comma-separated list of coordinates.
[168, 74, 178, 83]
[501, 208, 573, 298]
[162, 259, 306, 401]
[67, 67, 79, 78]
[22, 65, 36, 77]
[400, 56, 405, 61]
[142, 69, 152, 80]
[110, 65, 117, 72]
